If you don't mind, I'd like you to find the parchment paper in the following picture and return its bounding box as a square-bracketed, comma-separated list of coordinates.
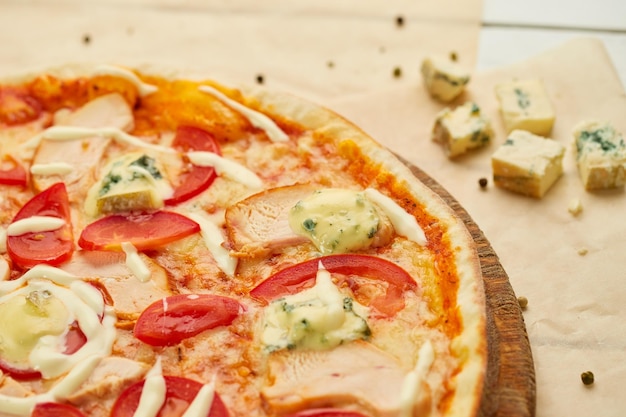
[329, 37, 626, 417]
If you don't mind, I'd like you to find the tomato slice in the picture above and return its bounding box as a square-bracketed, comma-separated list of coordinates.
[78, 210, 200, 251]
[0, 154, 28, 187]
[165, 126, 221, 206]
[6, 182, 74, 268]
[31, 402, 87, 417]
[0, 87, 42, 126]
[111, 375, 230, 417]
[249, 254, 417, 317]
[285, 409, 370, 417]
[0, 321, 86, 380]
[134, 294, 242, 346]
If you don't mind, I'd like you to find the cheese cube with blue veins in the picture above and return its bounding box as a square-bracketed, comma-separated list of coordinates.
[432, 102, 493, 158]
[491, 130, 565, 198]
[573, 120, 626, 190]
[495, 79, 555, 136]
[421, 56, 470, 102]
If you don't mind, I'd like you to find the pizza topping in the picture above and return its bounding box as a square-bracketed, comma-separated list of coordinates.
[121, 242, 151, 282]
[0, 258, 8, 281]
[94, 65, 158, 97]
[84, 152, 174, 216]
[188, 151, 263, 190]
[6, 182, 74, 268]
[31, 402, 87, 417]
[364, 188, 427, 246]
[399, 341, 435, 417]
[262, 263, 370, 352]
[284, 410, 369, 417]
[30, 162, 74, 176]
[199, 85, 289, 143]
[0, 88, 42, 126]
[187, 211, 238, 277]
[133, 357, 167, 416]
[78, 210, 200, 251]
[133, 294, 242, 346]
[288, 188, 392, 254]
[0, 154, 28, 186]
[251, 254, 417, 317]
[52, 93, 134, 132]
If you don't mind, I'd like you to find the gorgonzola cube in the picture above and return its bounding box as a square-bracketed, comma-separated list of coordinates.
[573, 120, 626, 190]
[494, 79, 555, 136]
[421, 56, 470, 102]
[432, 102, 493, 158]
[491, 130, 565, 198]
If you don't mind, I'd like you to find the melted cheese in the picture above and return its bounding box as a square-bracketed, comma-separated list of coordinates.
[198, 85, 289, 143]
[262, 263, 370, 352]
[94, 65, 159, 97]
[364, 188, 427, 246]
[6, 216, 65, 236]
[187, 151, 263, 190]
[121, 242, 152, 282]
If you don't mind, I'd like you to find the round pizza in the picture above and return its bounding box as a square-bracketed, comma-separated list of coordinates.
[0, 65, 487, 417]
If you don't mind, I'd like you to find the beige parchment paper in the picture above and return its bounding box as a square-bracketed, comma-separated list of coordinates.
[329, 37, 626, 417]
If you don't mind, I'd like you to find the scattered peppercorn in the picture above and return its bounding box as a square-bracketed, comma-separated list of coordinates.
[327, 61, 335, 69]
[395, 15, 405, 27]
[450, 51, 458, 61]
[478, 177, 488, 188]
[392, 67, 402, 78]
[517, 296, 528, 309]
[82, 34, 91, 45]
[581, 371, 594, 385]
[256, 74, 264, 85]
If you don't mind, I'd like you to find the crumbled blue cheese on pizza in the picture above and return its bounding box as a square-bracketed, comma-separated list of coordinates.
[432, 102, 493, 158]
[491, 130, 565, 198]
[420, 56, 470, 102]
[261, 266, 370, 352]
[85, 152, 174, 216]
[495, 79, 555, 136]
[572, 120, 626, 190]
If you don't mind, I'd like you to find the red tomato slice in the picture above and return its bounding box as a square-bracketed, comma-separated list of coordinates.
[32, 402, 87, 417]
[78, 211, 200, 251]
[285, 409, 370, 417]
[0, 154, 28, 187]
[134, 294, 241, 346]
[0, 321, 86, 380]
[0, 87, 42, 126]
[6, 182, 74, 268]
[111, 375, 230, 417]
[165, 126, 221, 205]
[250, 254, 417, 317]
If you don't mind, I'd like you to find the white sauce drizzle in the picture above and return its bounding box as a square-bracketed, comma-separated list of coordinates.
[399, 341, 435, 417]
[364, 188, 427, 246]
[6, 216, 66, 237]
[0, 265, 116, 416]
[187, 151, 263, 190]
[198, 85, 289, 143]
[187, 212, 237, 277]
[133, 357, 167, 417]
[181, 375, 216, 417]
[30, 162, 74, 176]
[94, 65, 159, 97]
[121, 242, 152, 282]
[0, 257, 8, 281]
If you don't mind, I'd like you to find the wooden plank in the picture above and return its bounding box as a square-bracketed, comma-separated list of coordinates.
[401, 158, 536, 417]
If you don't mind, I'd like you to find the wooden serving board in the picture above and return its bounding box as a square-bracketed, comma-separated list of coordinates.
[402, 160, 536, 417]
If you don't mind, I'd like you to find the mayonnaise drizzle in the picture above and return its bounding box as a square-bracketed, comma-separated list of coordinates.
[121, 242, 152, 282]
[364, 188, 427, 245]
[30, 162, 74, 176]
[94, 65, 159, 97]
[188, 151, 263, 190]
[182, 375, 216, 417]
[6, 216, 65, 237]
[399, 341, 435, 417]
[198, 85, 289, 143]
[187, 211, 237, 277]
[0, 257, 8, 281]
[133, 357, 166, 417]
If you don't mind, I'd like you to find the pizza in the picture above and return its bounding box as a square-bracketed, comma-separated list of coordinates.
[0, 64, 487, 417]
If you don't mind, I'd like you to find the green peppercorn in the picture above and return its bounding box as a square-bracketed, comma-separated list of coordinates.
[581, 371, 594, 385]
[517, 296, 528, 309]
